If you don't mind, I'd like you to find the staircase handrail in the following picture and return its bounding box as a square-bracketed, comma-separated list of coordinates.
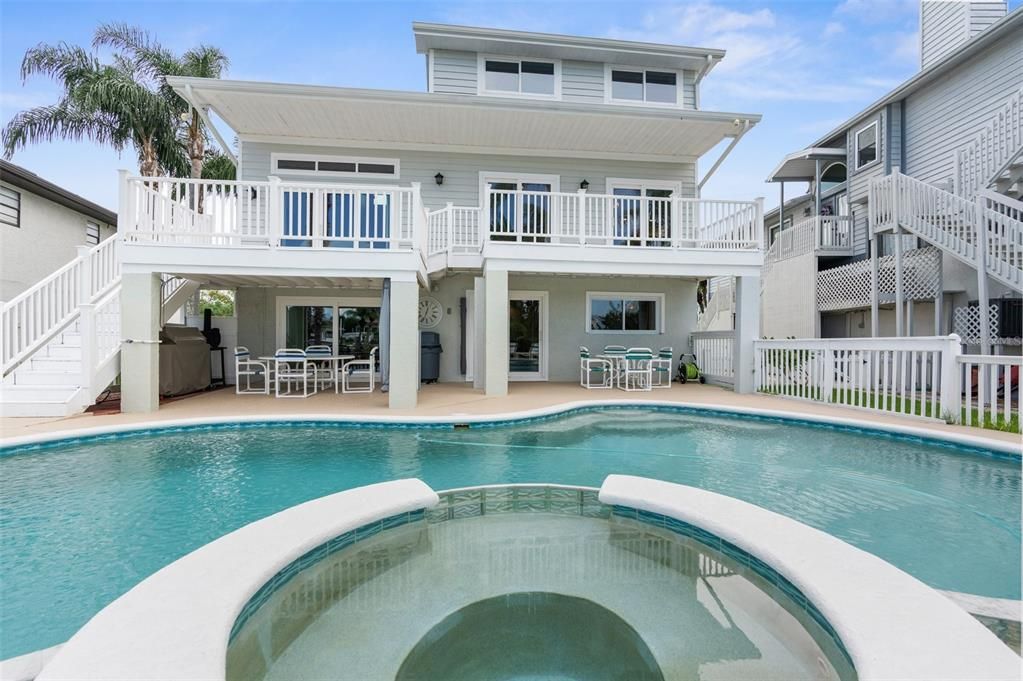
[1, 234, 120, 375]
[953, 86, 1022, 198]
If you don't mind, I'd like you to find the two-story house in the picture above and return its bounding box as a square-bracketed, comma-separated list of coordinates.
[0, 23, 764, 416]
[755, 1, 1021, 350]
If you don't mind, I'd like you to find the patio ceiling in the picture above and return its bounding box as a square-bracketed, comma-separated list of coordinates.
[171, 274, 385, 290]
[169, 77, 760, 163]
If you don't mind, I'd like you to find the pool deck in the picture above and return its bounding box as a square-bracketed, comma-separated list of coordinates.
[2, 382, 1019, 447]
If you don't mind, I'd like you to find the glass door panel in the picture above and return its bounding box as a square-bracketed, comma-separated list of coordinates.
[520, 182, 552, 243]
[285, 305, 334, 350]
[646, 188, 673, 246]
[509, 295, 545, 379]
[612, 187, 642, 245]
[486, 179, 552, 242]
[338, 306, 380, 363]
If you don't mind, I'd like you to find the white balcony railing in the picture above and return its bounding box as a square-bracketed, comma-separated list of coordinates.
[766, 215, 853, 263]
[121, 175, 422, 251]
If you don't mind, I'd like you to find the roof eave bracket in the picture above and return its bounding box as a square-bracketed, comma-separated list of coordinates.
[184, 84, 238, 167]
[698, 119, 751, 191]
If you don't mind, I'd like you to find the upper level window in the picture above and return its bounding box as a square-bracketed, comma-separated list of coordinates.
[85, 222, 100, 245]
[482, 57, 557, 97]
[610, 69, 678, 105]
[0, 186, 20, 227]
[855, 122, 878, 170]
[819, 162, 847, 192]
[272, 154, 399, 178]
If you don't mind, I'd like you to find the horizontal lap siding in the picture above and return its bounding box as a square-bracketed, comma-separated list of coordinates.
[562, 60, 603, 103]
[240, 142, 697, 209]
[903, 30, 1022, 187]
[431, 50, 477, 95]
[921, 2, 968, 69]
[848, 110, 885, 259]
[683, 70, 697, 109]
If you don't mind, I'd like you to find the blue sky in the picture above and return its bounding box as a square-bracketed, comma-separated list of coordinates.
[0, 0, 1014, 210]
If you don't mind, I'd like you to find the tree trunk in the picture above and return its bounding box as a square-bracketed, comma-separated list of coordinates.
[140, 139, 159, 177]
[189, 110, 204, 179]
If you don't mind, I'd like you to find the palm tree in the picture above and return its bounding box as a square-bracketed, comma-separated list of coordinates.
[2, 42, 186, 176]
[94, 24, 229, 179]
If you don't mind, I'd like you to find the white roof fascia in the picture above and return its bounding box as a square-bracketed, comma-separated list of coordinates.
[766, 147, 846, 182]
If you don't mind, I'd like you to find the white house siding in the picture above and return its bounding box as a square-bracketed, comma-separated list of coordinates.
[846, 110, 886, 260]
[682, 71, 697, 109]
[429, 273, 698, 383]
[902, 27, 1022, 187]
[0, 180, 116, 301]
[921, 1, 1008, 69]
[761, 251, 817, 338]
[430, 50, 477, 95]
[562, 60, 604, 102]
[240, 142, 698, 208]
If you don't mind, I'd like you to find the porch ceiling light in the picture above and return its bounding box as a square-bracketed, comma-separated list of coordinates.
[434, 172, 444, 185]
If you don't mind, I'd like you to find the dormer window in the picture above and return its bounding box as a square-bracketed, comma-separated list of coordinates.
[609, 68, 678, 105]
[481, 57, 558, 97]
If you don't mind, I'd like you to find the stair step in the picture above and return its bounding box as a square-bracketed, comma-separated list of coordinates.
[11, 369, 82, 386]
[27, 357, 81, 372]
[58, 333, 82, 348]
[45, 345, 82, 359]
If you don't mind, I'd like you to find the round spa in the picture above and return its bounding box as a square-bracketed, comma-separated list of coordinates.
[226, 485, 855, 681]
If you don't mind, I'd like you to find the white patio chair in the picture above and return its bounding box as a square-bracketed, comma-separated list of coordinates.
[340, 346, 378, 394]
[651, 347, 673, 388]
[274, 349, 314, 398]
[305, 344, 334, 391]
[234, 346, 270, 395]
[603, 345, 627, 385]
[580, 346, 613, 389]
[620, 347, 654, 392]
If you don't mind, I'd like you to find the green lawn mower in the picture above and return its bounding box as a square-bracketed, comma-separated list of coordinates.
[676, 352, 705, 384]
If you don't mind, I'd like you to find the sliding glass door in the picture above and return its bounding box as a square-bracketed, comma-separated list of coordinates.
[508, 291, 548, 381]
[483, 174, 558, 242]
[278, 297, 380, 363]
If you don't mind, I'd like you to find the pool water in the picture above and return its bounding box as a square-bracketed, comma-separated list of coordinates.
[1, 407, 1019, 658]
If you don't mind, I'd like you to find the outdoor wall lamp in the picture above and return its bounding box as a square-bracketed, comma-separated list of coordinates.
[579, 179, 589, 190]
[434, 172, 444, 185]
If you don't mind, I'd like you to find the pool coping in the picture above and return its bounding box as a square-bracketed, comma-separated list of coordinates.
[2, 398, 1019, 457]
[32, 476, 1020, 681]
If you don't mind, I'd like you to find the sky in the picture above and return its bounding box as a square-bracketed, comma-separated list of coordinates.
[0, 0, 1015, 211]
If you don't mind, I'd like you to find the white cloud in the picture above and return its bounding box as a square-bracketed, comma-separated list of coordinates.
[822, 21, 844, 37]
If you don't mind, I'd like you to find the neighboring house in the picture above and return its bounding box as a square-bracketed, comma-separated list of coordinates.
[755, 1, 1021, 349]
[1, 22, 765, 416]
[0, 160, 117, 302]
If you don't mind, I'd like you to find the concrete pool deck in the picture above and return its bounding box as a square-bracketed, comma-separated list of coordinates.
[2, 382, 1020, 448]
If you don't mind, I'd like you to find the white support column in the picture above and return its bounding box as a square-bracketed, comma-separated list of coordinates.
[483, 266, 509, 397]
[907, 299, 915, 336]
[733, 274, 761, 394]
[870, 234, 880, 337]
[934, 256, 944, 335]
[939, 334, 963, 422]
[120, 272, 162, 413]
[76, 246, 96, 396]
[388, 279, 419, 409]
[975, 194, 991, 354]
[894, 226, 905, 336]
[473, 276, 485, 390]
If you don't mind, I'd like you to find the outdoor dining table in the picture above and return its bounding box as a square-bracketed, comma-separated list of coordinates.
[598, 352, 627, 388]
[259, 354, 355, 394]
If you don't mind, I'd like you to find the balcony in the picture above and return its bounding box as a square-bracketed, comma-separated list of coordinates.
[766, 215, 854, 263]
[120, 176, 764, 279]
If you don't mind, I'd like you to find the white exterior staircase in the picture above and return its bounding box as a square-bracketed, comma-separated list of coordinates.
[954, 86, 1023, 200]
[0, 236, 196, 417]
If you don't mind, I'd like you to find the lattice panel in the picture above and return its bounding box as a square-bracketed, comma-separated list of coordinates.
[816, 246, 941, 311]
[951, 304, 1020, 344]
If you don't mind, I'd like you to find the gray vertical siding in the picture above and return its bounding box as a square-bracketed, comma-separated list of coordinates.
[241, 142, 698, 208]
[682, 70, 697, 109]
[902, 28, 1022, 187]
[430, 50, 477, 95]
[562, 60, 603, 102]
[847, 110, 886, 259]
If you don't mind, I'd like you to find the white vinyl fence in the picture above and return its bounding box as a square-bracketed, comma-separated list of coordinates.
[690, 331, 734, 385]
[753, 336, 1020, 430]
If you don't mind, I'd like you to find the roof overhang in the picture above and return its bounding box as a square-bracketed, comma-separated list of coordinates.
[766, 147, 846, 182]
[0, 160, 116, 224]
[169, 77, 760, 163]
[412, 22, 725, 73]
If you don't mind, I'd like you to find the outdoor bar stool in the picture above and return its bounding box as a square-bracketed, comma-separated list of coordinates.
[274, 349, 314, 398]
[234, 346, 271, 395]
[305, 344, 334, 391]
[651, 347, 673, 388]
[340, 346, 378, 394]
[580, 346, 613, 389]
[620, 347, 654, 392]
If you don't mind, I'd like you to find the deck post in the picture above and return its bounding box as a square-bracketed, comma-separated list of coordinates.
[473, 277, 485, 390]
[733, 274, 760, 394]
[870, 234, 880, 337]
[120, 272, 162, 413]
[975, 194, 991, 354]
[388, 278, 419, 409]
[939, 334, 963, 422]
[894, 225, 905, 336]
[483, 265, 509, 397]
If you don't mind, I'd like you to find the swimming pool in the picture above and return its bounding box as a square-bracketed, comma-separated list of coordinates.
[1, 406, 1019, 658]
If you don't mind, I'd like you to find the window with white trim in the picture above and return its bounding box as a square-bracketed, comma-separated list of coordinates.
[855, 122, 878, 170]
[609, 68, 678, 104]
[271, 154, 399, 178]
[481, 56, 558, 97]
[85, 221, 100, 245]
[0, 186, 20, 227]
[587, 292, 663, 333]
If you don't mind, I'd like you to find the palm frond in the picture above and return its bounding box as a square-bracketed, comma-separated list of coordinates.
[93, 22, 180, 80]
[2, 102, 123, 158]
[180, 45, 229, 79]
[21, 42, 99, 87]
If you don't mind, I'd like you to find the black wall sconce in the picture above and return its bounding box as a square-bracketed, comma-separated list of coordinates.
[579, 179, 589, 190]
[434, 172, 444, 185]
